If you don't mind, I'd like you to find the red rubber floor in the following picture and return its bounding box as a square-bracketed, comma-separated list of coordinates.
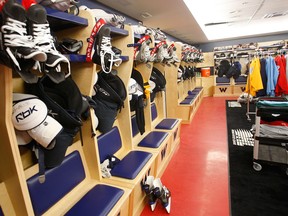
[141, 97, 234, 216]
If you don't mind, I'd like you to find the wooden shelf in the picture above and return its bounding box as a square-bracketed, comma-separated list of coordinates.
[64, 54, 87, 62]
[110, 26, 129, 37]
[214, 49, 234, 53]
[64, 54, 129, 62]
[46, 7, 88, 32]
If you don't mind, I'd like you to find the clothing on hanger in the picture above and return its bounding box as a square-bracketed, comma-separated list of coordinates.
[265, 56, 279, 96]
[245, 57, 263, 96]
[256, 58, 267, 97]
[274, 55, 288, 96]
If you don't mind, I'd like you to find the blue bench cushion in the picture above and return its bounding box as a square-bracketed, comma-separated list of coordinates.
[27, 151, 85, 216]
[155, 118, 179, 130]
[186, 94, 196, 99]
[110, 151, 152, 179]
[97, 127, 122, 163]
[65, 184, 124, 216]
[180, 98, 193, 105]
[216, 76, 230, 85]
[187, 91, 198, 96]
[97, 127, 152, 179]
[150, 103, 158, 121]
[216, 83, 230, 86]
[138, 131, 169, 148]
[234, 76, 247, 84]
[188, 87, 202, 95]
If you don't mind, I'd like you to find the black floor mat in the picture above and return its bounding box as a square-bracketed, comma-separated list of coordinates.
[226, 100, 288, 216]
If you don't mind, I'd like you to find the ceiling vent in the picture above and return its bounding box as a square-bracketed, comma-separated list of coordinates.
[263, 12, 287, 19]
[141, 12, 152, 19]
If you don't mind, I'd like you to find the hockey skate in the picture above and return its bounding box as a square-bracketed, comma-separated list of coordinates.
[152, 41, 172, 63]
[131, 23, 147, 35]
[1, 0, 47, 83]
[153, 178, 171, 213]
[142, 176, 158, 211]
[89, 8, 126, 28]
[147, 27, 166, 42]
[27, 3, 70, 83]
[166, 43, 180, 65]
[133, 35, 152, 63]
[91, 19, 122, 73]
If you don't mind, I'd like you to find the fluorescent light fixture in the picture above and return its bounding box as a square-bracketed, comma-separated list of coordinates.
[182, 0, 288, 41]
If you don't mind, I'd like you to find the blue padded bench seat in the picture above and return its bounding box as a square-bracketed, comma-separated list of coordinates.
[190, 88, 202, 93]
[234, 76, 247, 84]
[189, 87, 202, 93]
[65, 184, 123, 216]
[110, 151, 152, 179]
[187, 91, 198, 96]
[27, 151, 124, 216]
[216, 76, 230, 85]
[216, 83, 231, 86]
[186, 94, 196, 99]
[138, 131, 169, 148]
[97, 127, 152, 179]
[150, 104, 179, 130]
[155, 118, 179, 130]
[180, 98, 194, 104]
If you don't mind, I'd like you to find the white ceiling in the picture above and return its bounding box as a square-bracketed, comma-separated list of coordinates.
[96, 0, 288, 45]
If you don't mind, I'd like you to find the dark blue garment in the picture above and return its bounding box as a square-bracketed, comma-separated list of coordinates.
[256, 58, 268, 97]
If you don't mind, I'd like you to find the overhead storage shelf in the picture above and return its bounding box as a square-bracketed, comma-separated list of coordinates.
[65, 54, 129, 63]
[45, 7, 88, 31]
[45, 7, 129, 36]
[64, 54, 86, 62]
[110, 26, 129, 37]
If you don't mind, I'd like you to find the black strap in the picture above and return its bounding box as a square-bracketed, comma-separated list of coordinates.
[37, 144, 46, 183]
[82, 95, 98, 137]
[135, 95, 145, 135]
[107, 155, 121, 169]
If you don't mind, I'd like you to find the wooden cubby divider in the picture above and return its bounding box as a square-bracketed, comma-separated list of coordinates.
[0, 65, 36, 215]
[164, 42, 204, 124]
